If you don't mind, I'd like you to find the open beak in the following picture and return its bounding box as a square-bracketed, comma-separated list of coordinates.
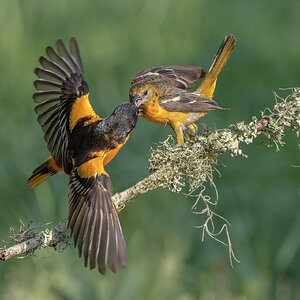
[133, 94, 143, 107]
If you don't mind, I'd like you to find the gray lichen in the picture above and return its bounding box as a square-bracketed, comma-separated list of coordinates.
[148, 89, 300, 194]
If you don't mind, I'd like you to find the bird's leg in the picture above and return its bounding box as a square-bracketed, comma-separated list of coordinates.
[184, 123, 198, 144]
[173, 124, 185, 145]
[187, 123, 198, 136]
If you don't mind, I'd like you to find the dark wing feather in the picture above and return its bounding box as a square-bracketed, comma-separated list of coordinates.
[33, 38, 95, 173]
[68, 168, 126, 274]
[56, 40, 78, 72]
[131, 65, 206, 89]
[159, 91, 230, 112]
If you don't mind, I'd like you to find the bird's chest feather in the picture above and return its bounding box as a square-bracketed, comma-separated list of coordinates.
[69, 120, 127, 167]
[140, 99, 193, 128]
[140, 99, 171, 125]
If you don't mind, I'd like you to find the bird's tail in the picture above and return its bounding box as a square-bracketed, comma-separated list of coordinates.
[196, 34, 236, 99]
[68, 170, 127, 274]
[28, 156, 63, 189]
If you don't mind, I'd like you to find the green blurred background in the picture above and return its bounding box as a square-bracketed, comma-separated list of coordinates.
[0, 0, 299, 299]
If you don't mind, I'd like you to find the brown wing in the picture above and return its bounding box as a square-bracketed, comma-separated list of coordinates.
[68, 154, 126, 274]
[159, 91, 230, 112]
[131, 65, 206, 89]
[33, 38, 99, 173]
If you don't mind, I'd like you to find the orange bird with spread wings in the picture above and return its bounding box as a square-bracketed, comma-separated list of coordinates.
[129, 34, 236, 144]
[28, 38, 138, 274]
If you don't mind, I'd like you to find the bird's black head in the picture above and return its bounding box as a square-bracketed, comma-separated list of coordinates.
[109, 103, 139, 135]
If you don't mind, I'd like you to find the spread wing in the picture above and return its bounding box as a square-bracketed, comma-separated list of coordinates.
[131, 65, 206, 89]
[68, 154, 126, 274]
[33, 38, 99, 173]
[159, 91, 230, 112]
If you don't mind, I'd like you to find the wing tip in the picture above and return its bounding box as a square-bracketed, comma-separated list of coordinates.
[221, 106, 231, 110]
[33, 80, 38, 89]
[38, 56, 45, 64]
[55, 39, 64, 47]
[33, 67, 40, 76]
[70, 37, 77, 45]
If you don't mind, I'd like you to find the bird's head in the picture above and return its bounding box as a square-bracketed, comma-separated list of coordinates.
[129, 84, 159, 113]
[108, 103, 139, 137]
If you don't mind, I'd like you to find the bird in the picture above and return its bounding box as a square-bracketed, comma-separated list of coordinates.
[129, 34, 236, 145]
[28, 38, 139, 274]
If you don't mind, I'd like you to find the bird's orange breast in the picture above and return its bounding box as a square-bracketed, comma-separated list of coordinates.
[140, 99, 190, 128]
[103, 134, 130, 166]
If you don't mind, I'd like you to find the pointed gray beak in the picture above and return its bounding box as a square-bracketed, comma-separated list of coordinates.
[133, 94, 143, 107]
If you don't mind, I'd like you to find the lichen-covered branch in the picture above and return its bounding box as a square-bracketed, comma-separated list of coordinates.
[0, 220, 69, 261]
[148, 88, 299, 194]
[1, 88, 299, 262]
[0, 175, 165, 261]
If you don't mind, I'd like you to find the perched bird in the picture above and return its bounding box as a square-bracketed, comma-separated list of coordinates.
[28, 38, 139, 274]
[129, 34, 236, 145]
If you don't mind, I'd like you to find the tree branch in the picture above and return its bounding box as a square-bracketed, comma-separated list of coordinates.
[0, 220, 69, 261]
[1, 88, 299, 262]
[0, 172, 164, 261]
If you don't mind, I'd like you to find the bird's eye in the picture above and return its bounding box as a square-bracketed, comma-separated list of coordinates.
[143, 90, 148, 96]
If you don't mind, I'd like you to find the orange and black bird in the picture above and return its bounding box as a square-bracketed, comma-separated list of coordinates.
[28, 38, 139, 274]
[129, 34, 236, 145]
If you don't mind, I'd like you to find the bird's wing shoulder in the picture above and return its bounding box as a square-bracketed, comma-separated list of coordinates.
[131, 65, 206, 89]
[33, 38, 100, 173]
[159, 91, 229, 112]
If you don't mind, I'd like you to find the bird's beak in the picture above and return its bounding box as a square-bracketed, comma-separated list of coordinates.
[133, 94, 143, 107]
